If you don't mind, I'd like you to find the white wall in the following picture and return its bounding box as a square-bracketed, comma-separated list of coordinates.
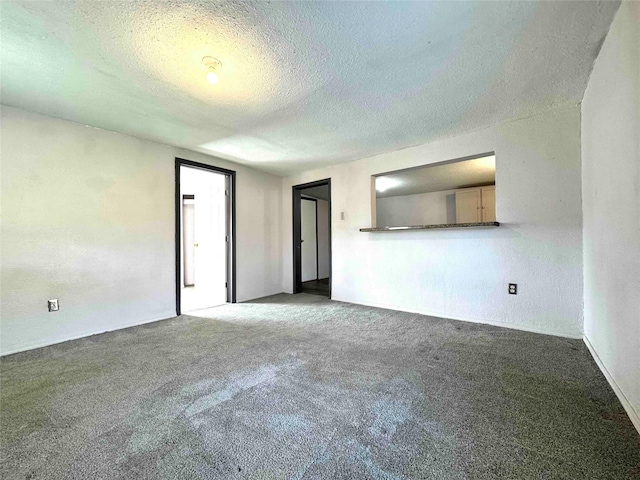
[283, 103, 584, 338]
[0, 106, 282, 355]
[581, 1, 639, 431]
[377, 190, 456, 227]
[317, 199, 330, 279]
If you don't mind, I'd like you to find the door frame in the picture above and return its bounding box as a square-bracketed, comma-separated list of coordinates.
[292, 179, 331, 296]
[175, 158, 236, 315]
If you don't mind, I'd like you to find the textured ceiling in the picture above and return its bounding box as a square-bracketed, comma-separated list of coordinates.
[376, 155, 495, 198]
[1, 1, 619, 176]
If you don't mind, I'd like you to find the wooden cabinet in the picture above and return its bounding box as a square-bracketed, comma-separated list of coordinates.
[480, 186, 496, 222]
[455, 188, 481, 223]
[455, 186, 496, 223]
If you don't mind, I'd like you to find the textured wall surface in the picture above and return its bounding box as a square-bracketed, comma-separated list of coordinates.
[283, 104, 584, 338]
[581, 1, 640, 431]
[0, 1, 619, 175]
[317, 199, 330, 280]
[377, 190, 456, 227]
[0, 107, 282, 355]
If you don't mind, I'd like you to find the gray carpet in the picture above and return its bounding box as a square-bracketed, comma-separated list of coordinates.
[1, 294, 638, 479]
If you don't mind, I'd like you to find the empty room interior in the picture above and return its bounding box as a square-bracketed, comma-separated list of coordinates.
[1, 1, 639, 478]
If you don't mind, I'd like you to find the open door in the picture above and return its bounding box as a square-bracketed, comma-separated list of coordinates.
[292, 179, 331, 297]
[175, 159, 236, 315]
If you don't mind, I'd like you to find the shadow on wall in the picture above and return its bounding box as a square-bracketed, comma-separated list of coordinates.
[365, 225, 522, 242]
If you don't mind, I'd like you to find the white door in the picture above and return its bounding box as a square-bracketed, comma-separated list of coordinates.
[301, 198, 317, 282]
[181, 166, 227, 312]
[183, 197, 196, 286]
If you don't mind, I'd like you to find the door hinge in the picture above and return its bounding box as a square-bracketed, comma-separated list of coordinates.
[225, 235, 229, 242]
[225, 190, 229, 196]
[225, 282, 228, 288]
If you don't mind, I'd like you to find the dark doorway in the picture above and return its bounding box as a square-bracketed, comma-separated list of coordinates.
[175, 158, 236, 315]
[293, 179, 331, 297]
[301, 278, 330, 296]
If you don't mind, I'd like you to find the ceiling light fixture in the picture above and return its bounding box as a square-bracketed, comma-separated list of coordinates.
[202, 56, 222, 85]
[375, 177, 402, 193]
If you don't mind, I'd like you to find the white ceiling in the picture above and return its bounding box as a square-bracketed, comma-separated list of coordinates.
[376, 155, 495, 198]
[1, 1, 619, 176]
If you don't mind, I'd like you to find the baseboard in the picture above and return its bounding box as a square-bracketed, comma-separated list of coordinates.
[2, 291, 288, 356]
[330, 296, 583, 339]
[1, 313, 175, 357]
[583, 335, 640, 434]
[0, 292, 321, 355]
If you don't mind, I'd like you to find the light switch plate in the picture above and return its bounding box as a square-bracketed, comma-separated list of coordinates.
[48, 299, 59, 312]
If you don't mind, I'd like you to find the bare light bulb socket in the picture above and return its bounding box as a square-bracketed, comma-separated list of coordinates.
[202, 56, 222, 86]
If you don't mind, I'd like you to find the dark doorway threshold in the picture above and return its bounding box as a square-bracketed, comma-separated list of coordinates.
[301, 278, 330, 297]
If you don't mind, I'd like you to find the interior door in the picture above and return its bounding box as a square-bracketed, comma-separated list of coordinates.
[182, 195, 196, 286]
[301, 198, 317, 282]
[194, 174, 226, 309]
[181, 166, 227, 312]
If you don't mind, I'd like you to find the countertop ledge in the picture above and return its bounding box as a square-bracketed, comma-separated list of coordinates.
[360, 222, 500, 232]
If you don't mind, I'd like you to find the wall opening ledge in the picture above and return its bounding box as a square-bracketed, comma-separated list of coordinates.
[359, 222, 500, 232]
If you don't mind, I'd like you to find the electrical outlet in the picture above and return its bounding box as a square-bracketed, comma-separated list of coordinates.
[48, 299, 59, 312]
[508, 284, 517, 295]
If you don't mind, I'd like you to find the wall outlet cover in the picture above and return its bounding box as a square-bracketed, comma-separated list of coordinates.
[508, 284, 517, 295]
[48, 299, 59, 312]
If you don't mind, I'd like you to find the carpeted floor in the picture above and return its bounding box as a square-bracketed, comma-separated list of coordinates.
[1, 294, 638, 479]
